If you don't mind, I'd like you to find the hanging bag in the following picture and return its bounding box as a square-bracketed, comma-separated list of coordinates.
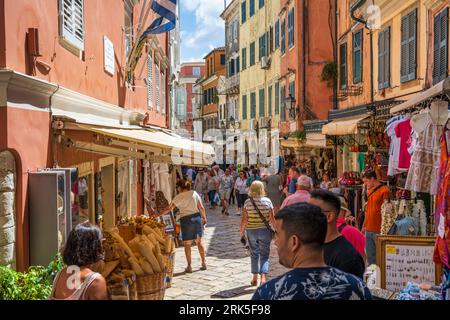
[249, 197, 276, 239]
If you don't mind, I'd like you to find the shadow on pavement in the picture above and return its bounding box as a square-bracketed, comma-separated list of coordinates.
[210, 285, 256, 299]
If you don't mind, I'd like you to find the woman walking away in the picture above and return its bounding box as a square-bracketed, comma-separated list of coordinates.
[234, 170, 248, 215]
[51, 223, 107, 300]
[159, 180, 208, 273]
[263, 171, 283, 214]
[240, 181, 275, 287]
[207, 169, 219, 209]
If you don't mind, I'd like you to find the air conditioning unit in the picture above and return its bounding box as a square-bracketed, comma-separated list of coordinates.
[249, 119, 257, 130]
[260, 56, 271, 69]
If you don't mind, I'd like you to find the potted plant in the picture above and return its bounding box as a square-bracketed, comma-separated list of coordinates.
[320, 62, 338, 87]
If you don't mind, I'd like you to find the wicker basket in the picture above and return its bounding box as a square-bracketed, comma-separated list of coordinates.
[108, 277, 137, 300]
[135, 273, 166, 300]
[162, 253, 175, 288]
[118, 225, 136, 243]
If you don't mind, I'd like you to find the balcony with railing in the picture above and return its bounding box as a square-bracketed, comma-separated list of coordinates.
[225, 74, 240, 94]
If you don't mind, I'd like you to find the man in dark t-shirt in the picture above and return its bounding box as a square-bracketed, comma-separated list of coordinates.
[309, 190, 366, 279]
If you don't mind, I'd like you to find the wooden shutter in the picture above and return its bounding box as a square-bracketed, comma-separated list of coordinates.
[401, 9, 417, 83]
[270, 26, 274, 53]
[147, 55, 153, 109]
[275, 82, 279, 114]
[280, 86, 286, 121]
[378, 30, 385, 88]
[242, 1, 246, 24]
[433, 8, 449, 84]
[275, 20, 280, 49]
[408, 10, 417, 81]
[268, 85, 272, 116]
[251, 92, 256, 118]
[59, 0, 84, 50]
[242, 95, 247, 120]
[155, 64, 160, 111]
[259, 88, 265, 117]
[281, 20, 286, 54]
[340, 43, 347, 89]
[353, 30, 362, 84]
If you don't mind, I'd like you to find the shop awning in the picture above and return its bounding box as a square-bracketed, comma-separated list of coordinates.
[67, 123, 215, 166]
[390, 78, 450, 114]
[305, 133, 327, 148]
[280, 138, 302, 149]
[321, 115, 368, 135]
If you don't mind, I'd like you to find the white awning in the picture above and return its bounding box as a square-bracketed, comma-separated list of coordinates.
[390, 78, 450, 114]
[322, 115, 368, 135]
[305, 133, 327, 148]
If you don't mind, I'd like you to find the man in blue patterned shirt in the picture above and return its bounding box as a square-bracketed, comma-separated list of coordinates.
[252, 203, 372, 300]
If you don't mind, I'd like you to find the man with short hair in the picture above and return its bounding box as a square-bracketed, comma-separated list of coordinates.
[252, 203, 372, 300]
[362, 170, 391, 265]
[284, 166, 300, 196]
[300, 168, 314, 190]
[309, 189, 365, 279]
[219, 168, 234, 215]
[280, 175, 311, 209]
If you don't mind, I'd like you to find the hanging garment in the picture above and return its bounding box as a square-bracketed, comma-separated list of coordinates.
[381, 200, 397, 235]
[405, 103, 447, 195]
[411, 200, 427, 236]
[386, 117, 407, 176]
[395, 119, 413, 169]
[434, 120, 450, 268]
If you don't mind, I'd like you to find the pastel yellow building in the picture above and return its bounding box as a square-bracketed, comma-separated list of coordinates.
[239, 0, 281, 131]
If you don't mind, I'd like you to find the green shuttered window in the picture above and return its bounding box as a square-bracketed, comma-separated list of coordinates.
[401, 9, 417, 83]
[433, 8, 449, 85]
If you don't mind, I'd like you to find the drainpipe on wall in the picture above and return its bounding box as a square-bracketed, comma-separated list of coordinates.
[302, 0, 306, 127]
[334, 0, 338, 110]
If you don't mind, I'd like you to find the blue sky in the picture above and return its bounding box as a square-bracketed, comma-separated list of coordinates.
[180, 0, 227, 62]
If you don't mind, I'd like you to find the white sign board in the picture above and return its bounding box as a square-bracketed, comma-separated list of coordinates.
[104, 36, 115, 75]
[384, 244, 436, 292]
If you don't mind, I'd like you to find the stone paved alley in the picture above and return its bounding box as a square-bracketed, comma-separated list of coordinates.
[165, 205, 287, 300]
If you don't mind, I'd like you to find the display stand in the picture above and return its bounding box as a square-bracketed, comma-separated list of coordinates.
[376, 235, 443, 291]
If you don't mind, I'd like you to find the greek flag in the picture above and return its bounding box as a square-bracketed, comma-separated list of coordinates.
[142, 0, 177, 35]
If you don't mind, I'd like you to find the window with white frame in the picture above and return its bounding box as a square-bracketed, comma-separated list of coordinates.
[147, 54, 153, 109]
[59, 0, 85, 51]
[155, 64, 160, 112]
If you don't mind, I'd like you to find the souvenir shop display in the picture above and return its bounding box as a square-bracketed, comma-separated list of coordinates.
[405, 101, 448, 195]
[380, 199, 429, 236]
[397, 282, 442, 300]
[338, 171, 362, 186]
[100, 216, 176, 299]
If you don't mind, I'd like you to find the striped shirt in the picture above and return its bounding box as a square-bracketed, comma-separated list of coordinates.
[244, 197, 273, 229]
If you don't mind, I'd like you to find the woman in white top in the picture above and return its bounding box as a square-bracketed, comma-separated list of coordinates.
[51, 223, 107, 300]
[159, 180, 207, 273]
[234, 170, 248, 215]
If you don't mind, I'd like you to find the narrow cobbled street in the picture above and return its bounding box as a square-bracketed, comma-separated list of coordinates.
[165, 204, 286, 300]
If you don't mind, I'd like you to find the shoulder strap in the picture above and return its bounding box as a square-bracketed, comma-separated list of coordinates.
[249, 197, 272, 231]
[79, 272, 101, 300]
[367, 184, 384, 201]
[338, 223, 346, 233]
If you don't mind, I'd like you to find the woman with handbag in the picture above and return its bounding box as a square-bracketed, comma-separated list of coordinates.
[240, 181, 275, 287]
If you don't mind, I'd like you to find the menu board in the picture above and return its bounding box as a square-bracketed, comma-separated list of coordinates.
[377, 236, 442, 292]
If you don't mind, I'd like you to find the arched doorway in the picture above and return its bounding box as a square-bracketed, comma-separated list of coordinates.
[0, 151, 16, 269]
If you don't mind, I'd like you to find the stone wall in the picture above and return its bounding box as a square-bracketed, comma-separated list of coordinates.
[0, 151, 16, 269]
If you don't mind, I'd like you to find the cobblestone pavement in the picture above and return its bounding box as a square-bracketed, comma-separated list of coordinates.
[165, 204, 287, 300]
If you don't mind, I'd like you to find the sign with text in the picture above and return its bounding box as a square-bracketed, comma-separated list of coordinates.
[104, 36, 115, 75]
